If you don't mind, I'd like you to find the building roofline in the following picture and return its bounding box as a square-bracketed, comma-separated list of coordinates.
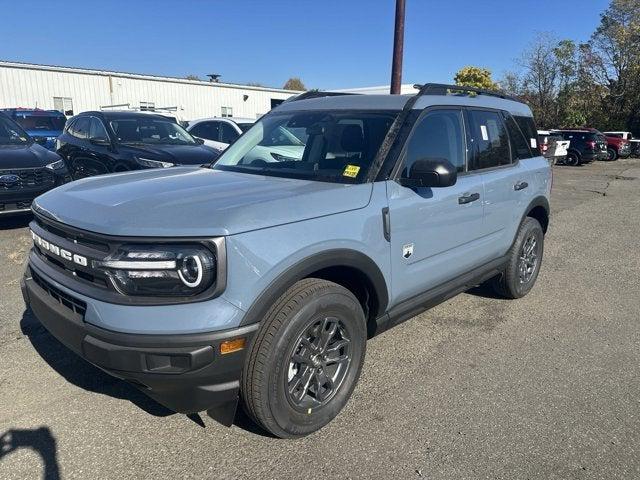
[0, 59, 302, 94]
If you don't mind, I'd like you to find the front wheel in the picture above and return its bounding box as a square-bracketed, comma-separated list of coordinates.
[607, 148, 618, 161]
[492, 217, 544, 299]
[241, 279, 366, 438]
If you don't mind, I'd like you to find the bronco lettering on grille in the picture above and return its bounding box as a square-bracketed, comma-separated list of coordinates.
[31, 231, 88, 267]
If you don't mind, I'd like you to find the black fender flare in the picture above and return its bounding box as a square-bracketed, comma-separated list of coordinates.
[239, 249, 389, 327]
[520, 195, 550, 233]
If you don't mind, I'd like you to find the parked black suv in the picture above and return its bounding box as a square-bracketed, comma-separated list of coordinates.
[57, 111, 220, 179]
[554, 129, 608, 165]
[0, 112, 70, 216]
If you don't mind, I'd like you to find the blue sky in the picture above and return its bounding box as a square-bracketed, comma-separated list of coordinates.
[1, 0, 609, 89]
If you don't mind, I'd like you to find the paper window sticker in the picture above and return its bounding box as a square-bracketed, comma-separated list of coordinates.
[480, 125, 489, 141]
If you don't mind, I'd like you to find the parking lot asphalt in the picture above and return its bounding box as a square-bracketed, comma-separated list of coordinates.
[1, 159, 639, 480]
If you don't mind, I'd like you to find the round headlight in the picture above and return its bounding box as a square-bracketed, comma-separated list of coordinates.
[178, 254, 203, 287]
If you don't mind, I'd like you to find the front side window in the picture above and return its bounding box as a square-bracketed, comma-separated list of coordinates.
[213, 110, 398, 184]
[109, 118, 197, 145]
[468, 110, 510, 169]
[0, 115, 30, 145]
[402, 109, 466, 174]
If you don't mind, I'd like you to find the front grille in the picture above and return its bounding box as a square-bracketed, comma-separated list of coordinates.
[0, 168, 55, 190]
[34, 216, 110, 252]
[31, 268, 87, 317]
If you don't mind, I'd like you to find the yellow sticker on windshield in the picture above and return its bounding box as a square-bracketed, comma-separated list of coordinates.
[343, 165, 360, 178]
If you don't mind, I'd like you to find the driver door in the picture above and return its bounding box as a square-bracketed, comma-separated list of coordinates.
[386, 108, 487, 304]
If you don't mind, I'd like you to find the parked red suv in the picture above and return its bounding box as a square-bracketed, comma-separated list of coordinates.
[603, 134, 631, 161]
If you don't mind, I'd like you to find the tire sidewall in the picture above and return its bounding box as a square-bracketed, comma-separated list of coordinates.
[508, 218, 544, 298]
[264, 288, 366, 437]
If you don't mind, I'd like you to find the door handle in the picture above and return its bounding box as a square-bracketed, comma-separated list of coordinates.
[514, 181, 529, 191]
[458, 192, 480, 204]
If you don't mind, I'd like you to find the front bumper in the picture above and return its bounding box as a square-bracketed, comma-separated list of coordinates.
[21, 265, 258, 415]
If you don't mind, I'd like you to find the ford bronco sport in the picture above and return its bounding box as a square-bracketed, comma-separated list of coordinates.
[22, 84, 551, 438]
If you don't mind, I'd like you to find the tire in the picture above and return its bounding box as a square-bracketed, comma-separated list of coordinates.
[492, 217, 544, 299]
[607, 148, 618, 161]
[241, 278, 367, 438]
[566, 152, 580, 166]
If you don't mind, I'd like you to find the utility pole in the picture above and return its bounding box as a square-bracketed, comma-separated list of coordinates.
[390, 0, 406, 94]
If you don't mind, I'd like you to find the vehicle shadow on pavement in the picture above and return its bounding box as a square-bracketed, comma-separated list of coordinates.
[0, 426, 60, 480]
[19, 309, 174, 418]
[465, 281, 505, 300]
[0, 215, 32, 230]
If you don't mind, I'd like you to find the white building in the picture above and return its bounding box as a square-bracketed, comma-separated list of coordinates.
[0, 60, 299, 121]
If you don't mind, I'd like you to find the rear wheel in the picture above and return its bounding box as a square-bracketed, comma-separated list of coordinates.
[607, 148, 618, 161]
[241, 278, 366, 438]
[492, 217, 544, 299]
[566, 152, 580, 166]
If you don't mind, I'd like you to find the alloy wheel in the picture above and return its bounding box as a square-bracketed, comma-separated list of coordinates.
[518, 234, 539, 284]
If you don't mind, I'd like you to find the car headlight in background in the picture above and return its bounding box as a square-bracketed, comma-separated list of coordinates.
[136, 157, 175, 169]
[45, 159, 66, 171]
[94, 244, 217, 297]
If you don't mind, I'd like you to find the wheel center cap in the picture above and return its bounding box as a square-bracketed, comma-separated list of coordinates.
[311, 355, 322, 367]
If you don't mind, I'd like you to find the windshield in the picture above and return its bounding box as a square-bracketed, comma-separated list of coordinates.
[213, 111, 397, 183]
[14, 113, 66, 132]
[109, 118, 197, 146]
[0, 116, 31, 145]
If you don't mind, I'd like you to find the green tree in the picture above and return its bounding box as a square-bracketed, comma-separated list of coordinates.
[454, 66, 498, 90]
[283, 77, 306, 91]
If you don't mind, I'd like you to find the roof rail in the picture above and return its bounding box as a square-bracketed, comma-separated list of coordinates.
[413, 83, 518, 102]
[283, 90, 360, 104]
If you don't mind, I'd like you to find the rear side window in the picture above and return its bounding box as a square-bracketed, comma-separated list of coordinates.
[504, 113, 533, 160]
[190, 121, 220, 141]
[514, 115, 538, 152]
[89, 118, 109, 139]
[403, 109, 466, 173]
[467, 110, 510, 169]
[220, 123, 240, 144]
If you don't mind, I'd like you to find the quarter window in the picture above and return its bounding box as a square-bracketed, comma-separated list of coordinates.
[403, 109, 466, 174]
[468, 110, 510, 169]
[503, 113, 533, 160]
[68, 117, 89, 139]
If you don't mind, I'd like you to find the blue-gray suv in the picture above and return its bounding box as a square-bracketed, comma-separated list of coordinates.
[21, 84, 551, 438]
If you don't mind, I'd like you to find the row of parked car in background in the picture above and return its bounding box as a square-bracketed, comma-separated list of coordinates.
[537, 127, 638, 166]
[1, 103, 639, 217]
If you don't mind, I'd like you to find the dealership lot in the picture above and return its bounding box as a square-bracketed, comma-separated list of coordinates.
[1, 160, 639, 479]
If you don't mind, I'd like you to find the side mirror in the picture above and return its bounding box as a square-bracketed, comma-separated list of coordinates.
[196, 137, 205, 145]
[399, 158, 457, 188]
[90, 137, 111, 146]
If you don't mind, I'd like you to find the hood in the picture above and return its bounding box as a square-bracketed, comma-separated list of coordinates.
[0, 143, 60, 169]
[122, 144, 219, 165]
[33, 167, 373, 237]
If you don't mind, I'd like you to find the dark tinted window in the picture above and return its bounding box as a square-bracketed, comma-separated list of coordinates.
[69, 117, 89, 139]
[468, 110, 510, 169]
[404, 109, 466, 173]
[190, 121, 220, 141]
[504, 113, 533, 160]
[514, 115, 538, 153]
[89, 118, 109, 139]
[220, 123, 240, 144]
[14, 114, 66, 132]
